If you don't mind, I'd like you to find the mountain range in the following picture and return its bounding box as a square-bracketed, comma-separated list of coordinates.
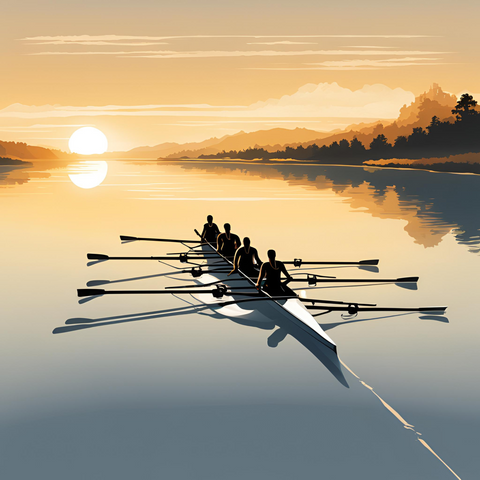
[163, 83, 458, 159]
[0, 84, 461, 161]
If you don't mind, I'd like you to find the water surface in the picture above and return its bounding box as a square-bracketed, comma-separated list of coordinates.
[1, 159, 478, 479]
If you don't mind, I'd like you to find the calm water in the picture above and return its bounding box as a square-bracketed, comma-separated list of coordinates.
[1, 159, 479, 479]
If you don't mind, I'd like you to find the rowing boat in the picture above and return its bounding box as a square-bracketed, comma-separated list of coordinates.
[190, 232, 338, 353]
[73, 229, 447, 387]
[173, 240, 351, 386]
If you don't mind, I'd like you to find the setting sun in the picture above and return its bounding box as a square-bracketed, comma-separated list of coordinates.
[68, 127, 108, 155]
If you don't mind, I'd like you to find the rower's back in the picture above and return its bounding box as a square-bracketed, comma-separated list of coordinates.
[217, 223, 241, 259]
[233, 237, 261, 277]
[257, 249, 294, 296]
[201, 215, 220, 244]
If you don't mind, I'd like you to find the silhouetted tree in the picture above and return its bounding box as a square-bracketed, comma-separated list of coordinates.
[349, 137, 366, 160]
[426, 116, 441, 133]
[369, 134, 393, 159]
[452, 93, 478, 120]
[393, 136, 408, 157]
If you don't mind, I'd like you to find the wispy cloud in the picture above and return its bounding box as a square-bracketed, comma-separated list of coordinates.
[32, 41, 169, 46]
[344, 45, 394, 49]
[21, 34, 435, 44]
[250, 57, 446, 71]
[247, 41, 317, 45]
[0, 124, 91, 129]
[21, 34, 445, 72]
[0, 82, 415, 120]
[29, 49, 447, 59]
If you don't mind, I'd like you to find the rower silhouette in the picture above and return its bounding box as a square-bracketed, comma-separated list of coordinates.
[228, 237, 262, 278]
[256, 249, 293, 296]
[217, 223, 241, 260]
[200, 215, 220, 244]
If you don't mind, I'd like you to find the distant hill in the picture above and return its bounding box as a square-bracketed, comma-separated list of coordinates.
[0, 140, 67, 160]
[104, 134, 235, 159]
[162, 128, 334, 159]
[284, 84, 458, 151]
[165, 84, 458, 159]
[100, 128, 330, 160]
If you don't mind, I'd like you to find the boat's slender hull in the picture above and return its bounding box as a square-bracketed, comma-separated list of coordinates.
[187, 244, 347, 387]
[193, 244, 337, 352]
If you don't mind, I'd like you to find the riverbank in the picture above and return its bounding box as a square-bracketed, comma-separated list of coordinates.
[0, 157, 32, 166]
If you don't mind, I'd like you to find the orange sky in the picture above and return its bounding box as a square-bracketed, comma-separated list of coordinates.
[1, 0, 480, 151]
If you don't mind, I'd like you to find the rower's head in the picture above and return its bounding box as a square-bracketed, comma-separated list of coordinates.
[224, 223, 231, 233]
[267, 249, 276, 260]
[243, 237, 250, 248]
[207, 215, 213, 224]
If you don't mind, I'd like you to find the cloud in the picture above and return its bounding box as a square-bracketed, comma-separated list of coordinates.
[32, 41, 169, 46]
[246, 82, 415, 119]
[250, 57, 446, 71]
[0, 82, 414, 120]
[344, 45, 394, 49]
[247, 41, 317, 45]
[29, 49, 446, 59]
[21, 34, 434, 44]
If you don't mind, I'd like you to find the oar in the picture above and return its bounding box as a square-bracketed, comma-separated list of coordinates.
[289, 275, 418, 285]
[306, 304, 447, 314]
[120, 235, 200, 244]
[183, 266, 232, 277]
[77, 286, 278, 299]
[299, 298, 376, 307]
[167, 251, 215, 256]
[88, 253, 204, 263]
[284, 259, 379, 267]
[291, 272, 337, 280]
[166, 278, 248, 289]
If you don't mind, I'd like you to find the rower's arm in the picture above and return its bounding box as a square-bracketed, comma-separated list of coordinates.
[200, 224, 207, 239]
[216, 233, 223, 251]
[228, 249, 241, 276]
[280, 262, 292, 284]
[253, 249, 262, 267]
[234, 235, 241, 250]
[256, 263, 266, 289]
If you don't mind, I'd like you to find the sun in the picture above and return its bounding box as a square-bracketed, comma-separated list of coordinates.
[69, 127, 108, 155]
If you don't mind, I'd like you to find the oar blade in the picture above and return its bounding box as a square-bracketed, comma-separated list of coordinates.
[120, 235, 137, 241]
[418, 306, 447, 313]
[396, 276, 419, 283]
[77, 288, 105, 297]
[87, 253, 109, 260]
[359, 259, 380, 266]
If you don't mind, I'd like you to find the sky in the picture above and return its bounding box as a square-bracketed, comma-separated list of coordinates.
[1, 0, 480, 151]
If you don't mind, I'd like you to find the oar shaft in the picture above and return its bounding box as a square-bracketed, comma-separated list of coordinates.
[290, 276, 418, 283]
[299, 298, 376, 306]
[120, 235, 199, 243]
[87, 253, 208, 262]
[306, 305, 446, 313]
[284, 259, 379, 266]
[77, 288, 267, 298]
[78, 288, 221, 297]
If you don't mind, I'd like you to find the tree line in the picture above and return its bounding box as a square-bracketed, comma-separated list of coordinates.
[199, 94, 480, 164]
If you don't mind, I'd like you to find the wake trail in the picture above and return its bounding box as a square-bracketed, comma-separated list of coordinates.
[340, 359, 461, 480]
